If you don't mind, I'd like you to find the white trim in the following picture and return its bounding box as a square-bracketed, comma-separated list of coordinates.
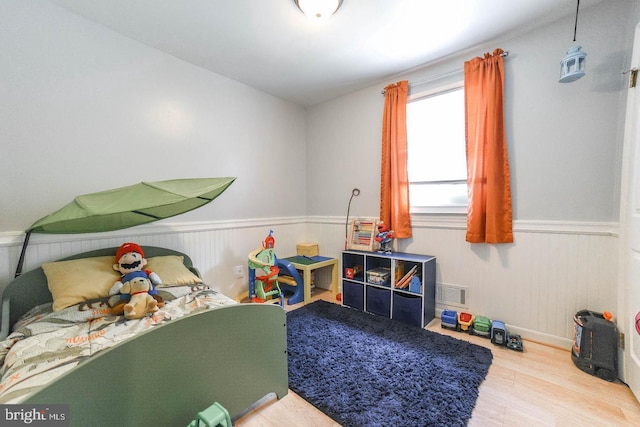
[410, 216, 619, 236]
[305, 215, 344, 225]
[513, 220, 619, 237]
[0, 216, 618, 247]
[408, 80, 463, 101]
[0, 216, 307, 247]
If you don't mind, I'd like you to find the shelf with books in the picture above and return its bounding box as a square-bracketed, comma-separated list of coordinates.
[341, 250, 436, 328]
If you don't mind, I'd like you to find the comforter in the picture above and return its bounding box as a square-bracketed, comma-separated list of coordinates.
[0, 285, 236, 403]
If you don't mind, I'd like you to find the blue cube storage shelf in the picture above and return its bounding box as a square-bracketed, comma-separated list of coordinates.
[341, 250, 436, 328]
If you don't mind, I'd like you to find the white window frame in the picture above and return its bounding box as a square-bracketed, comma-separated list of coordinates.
[407, 81, 467, 215]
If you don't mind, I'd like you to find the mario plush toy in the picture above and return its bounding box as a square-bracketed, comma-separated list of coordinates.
[109, 242, 163, 316]
[375, 222, 394, 253]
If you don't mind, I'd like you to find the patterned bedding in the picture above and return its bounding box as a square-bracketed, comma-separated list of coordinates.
[0, 284, 236, 403]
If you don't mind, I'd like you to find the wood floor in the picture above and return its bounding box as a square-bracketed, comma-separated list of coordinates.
[235, 292, 640, 426]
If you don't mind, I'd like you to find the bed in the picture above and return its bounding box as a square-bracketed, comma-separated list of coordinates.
[0, 246, 288, 426]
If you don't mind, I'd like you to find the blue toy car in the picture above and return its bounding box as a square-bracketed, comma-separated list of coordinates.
[491, 320, 508, 346]
[441, 309, 458, 330]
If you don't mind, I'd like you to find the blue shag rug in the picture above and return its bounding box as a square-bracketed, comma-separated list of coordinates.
[287, 301, 493, 427]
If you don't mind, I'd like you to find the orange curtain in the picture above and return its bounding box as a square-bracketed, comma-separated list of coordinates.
[464, 49, 513, 243]
[380, 80, 412, 238]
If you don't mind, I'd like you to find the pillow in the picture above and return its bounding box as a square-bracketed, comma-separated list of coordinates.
[146, 255, 202, 287]
[43, 256, 119, 311]
[43, 254, 203, 311]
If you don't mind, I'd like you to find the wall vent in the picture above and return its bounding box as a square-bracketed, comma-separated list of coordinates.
[437, 283, 468, 307]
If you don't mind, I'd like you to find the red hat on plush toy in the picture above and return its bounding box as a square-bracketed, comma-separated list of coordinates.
[116, 242, 144, 261]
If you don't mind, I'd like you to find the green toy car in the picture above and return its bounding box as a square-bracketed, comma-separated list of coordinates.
[471, 315, 491, 338]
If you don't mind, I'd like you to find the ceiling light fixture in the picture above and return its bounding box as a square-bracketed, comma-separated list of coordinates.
[294, 0, 343, 19]
[559, 0, 587, 83]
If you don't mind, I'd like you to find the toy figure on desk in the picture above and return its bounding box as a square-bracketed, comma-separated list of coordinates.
[375, 222, 394, 253]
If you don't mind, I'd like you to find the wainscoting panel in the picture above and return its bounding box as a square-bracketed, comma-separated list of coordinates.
[305, 217, 619, 348]
[0, 219, 307, 300]
[0, 217, 618, 348]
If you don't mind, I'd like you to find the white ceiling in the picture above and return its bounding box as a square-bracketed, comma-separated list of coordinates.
[46, 0, 602, 107]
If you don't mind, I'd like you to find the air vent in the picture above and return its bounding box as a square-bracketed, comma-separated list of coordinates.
[437, 284, 468, 307]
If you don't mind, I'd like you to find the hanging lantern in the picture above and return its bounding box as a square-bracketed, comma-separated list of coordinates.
[559, 0, 586, 83]
[559, 46, 587, 83]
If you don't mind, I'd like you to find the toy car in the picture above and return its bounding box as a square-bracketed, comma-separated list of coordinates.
[507, 334, 523, 351]
[491, 320, 508, 345]
[458, 312, 474, 332]
[471, 315, 491, 337]
[441, 309, 458, 330]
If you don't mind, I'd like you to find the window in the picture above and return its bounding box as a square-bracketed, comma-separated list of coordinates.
[406, 82, 467, 214]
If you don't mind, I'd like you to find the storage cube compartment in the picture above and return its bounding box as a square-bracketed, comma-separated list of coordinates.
[393, 260, 422, 293]
[366, 286, 391, 317]
[342, 280, 364, 311]
[393, 292, 423, 327]
[366, 256, 391, 274]
[343, 253, 365, 281]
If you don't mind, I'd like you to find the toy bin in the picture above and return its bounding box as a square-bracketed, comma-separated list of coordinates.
[392, 292, 422, 327]
[342, 281, 364, 311]
[366, 267, 391, 286]
[366, 286, 391, 317]
[572, 309, 618, 382]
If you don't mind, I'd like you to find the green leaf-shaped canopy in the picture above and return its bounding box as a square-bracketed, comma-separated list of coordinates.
[28, 177, 236, 234]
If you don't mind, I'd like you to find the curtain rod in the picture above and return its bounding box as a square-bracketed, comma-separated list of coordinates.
[381, 50, 509, 95]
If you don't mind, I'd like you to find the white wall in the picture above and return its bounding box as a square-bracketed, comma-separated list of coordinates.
[0, 0, 307, 234]
[304, 1, 636, 348]
[306, 1, 632, 223]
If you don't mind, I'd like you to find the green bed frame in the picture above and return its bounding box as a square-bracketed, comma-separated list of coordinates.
[0, 246, 288, 426]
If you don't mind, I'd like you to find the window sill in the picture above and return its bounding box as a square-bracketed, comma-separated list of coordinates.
[410, 206, 467, 215]
[409, 212, 467, 230]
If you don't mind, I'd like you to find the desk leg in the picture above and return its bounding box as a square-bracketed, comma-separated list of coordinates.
[330, 261, 338, 295]
[303, 269, 312, 304]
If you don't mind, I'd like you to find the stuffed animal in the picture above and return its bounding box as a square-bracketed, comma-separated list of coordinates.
[120, 274, 159, 319]
[109, 242, 163, 315]
[375, 222, 394, 253]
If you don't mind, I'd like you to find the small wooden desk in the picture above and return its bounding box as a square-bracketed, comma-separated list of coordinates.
[280, 256, 338, 303]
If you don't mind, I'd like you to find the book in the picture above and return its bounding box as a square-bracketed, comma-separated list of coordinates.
[395, 265, 417, 289]
[394, 260, 405, 285]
